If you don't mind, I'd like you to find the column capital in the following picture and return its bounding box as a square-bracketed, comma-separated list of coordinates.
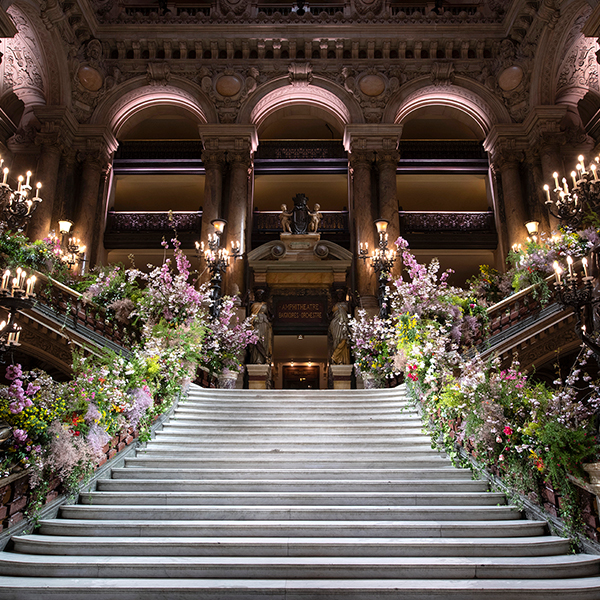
[74, 125, 118, 170]
[376, 149, 400, 168]
[33, 107, 78, 154]
[343, 124, 403, 153]
[199, 124, 258, 155]
[349, 150, 375, 171]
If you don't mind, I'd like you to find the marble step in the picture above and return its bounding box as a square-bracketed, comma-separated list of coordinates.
[38, 518, 548, 538]
[168, 415, 422, 423]
[58, 504, 522, 521]
[137, 447, 444, 457]
[78, 491, 506, 507]
[12, 535, 571, 558]
[4, 577, 600, 600]
[124, 457, 453, 469]
[115, 467, 475, 481]
[150, 437, 434, 448]
[1, 553, 598, 580]
[96, 479, 489, 493]
[154, 430, 430, 441]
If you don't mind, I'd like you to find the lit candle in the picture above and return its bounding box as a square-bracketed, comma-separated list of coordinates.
[25, 171, 31, 187]
[2, 168, 7, 185]
[592, 164, 599, 181]
[562, 178, 569, 194]
[567, 255, 574, 277]
[572, 171, 578, 188]
[17, 175, 23, 192]
[0, 321, 5, 331]
[583, 257, 589, 278]
[14, 330, 20, 344]
[365, 242, 368, 250]
[7, 332, 14, 344]
[579, 155, 586, 173]
[35, 182, 41, 197]
[553, 172, 560, 189]
[553, 261, 563, 284]
[1, 270, 9, 290]
[543, 184, 551, 202]
[26, 199, 32, 215]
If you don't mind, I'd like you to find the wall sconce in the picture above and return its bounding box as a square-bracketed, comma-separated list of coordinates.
[525, 221, 539, 236]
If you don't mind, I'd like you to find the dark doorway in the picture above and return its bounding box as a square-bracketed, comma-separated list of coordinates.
[282, 365, 320, 389]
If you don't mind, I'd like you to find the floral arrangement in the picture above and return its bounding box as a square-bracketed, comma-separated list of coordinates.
[348, 311, 399, 386]
[198, 297, 257, 375]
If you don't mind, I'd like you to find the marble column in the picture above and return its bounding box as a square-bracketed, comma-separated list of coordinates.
[350, 151, 377, 306]
[27, 142, 61, 242]
[539, 143, 566, 230]
[27, 107, 78, 242]
[377, 150, 401, 278]
[524, 152, 551, 233]
[75, 154, 106, 269]
[494, 153, 529, 249]
[224, 151, 251, 297]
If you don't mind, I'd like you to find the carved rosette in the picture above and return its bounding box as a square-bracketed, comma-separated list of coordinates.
[351, 0, 383, 16]
[200, 67, 258, 124]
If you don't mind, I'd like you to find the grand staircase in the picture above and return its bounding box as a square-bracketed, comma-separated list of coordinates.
[1, 384, 600, 598]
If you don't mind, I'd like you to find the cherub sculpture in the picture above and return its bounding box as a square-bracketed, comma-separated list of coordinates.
[279, 203, 293, 233]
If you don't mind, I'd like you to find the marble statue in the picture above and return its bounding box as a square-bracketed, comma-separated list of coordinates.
[329, 289, 351, 365]
[249, 289, 273, 364]
[279, 204, 293, 233]
[308, 203, 322, 233]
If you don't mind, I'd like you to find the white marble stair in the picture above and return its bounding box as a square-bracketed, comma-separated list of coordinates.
[0, 384, 599, 599]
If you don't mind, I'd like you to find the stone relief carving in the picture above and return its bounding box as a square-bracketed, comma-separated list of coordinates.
[3, 13, 45, 94]
[200, 66, 258, 123]
[557, 35, 599, 93]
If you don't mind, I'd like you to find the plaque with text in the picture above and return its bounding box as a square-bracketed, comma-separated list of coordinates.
[273, 295, 328, 334]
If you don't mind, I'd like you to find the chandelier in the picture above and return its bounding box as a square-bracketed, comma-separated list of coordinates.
[0, 164, 42, 233]
[0, 267, 36, 359]
[358, 219, 397, 318]
[543, 155, 600, 230]
[195, 219, 242, 318]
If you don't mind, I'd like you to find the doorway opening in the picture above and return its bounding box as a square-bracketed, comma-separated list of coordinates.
[282, 365, 320, 389]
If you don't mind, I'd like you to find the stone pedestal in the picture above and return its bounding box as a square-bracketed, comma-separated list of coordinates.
[330, 364, 353, 389]
[246, 364, 271, 389]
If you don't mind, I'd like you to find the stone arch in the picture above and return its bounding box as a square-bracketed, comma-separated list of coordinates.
[534, 1, 597, 108]
[90, 77, 215, 139]
[386, 78, 510, 136]
[239, 76, 363, 131]
[2, 1, 69, 110]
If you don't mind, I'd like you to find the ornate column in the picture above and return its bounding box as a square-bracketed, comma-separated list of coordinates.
[493, 150, 529, 249]
[377, 149, 401, 278]
[224, 151, 252, 297]
[73, 127, 117, 269]
[27, 107, 78, 242]
[345, 124, 403, 312]
[199, 125, 258, 292]
[349, 151, 377, 306]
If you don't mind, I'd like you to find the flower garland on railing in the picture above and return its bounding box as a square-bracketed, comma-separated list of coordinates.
[354, 237, 600, 534]
[0, 231, 257, 522]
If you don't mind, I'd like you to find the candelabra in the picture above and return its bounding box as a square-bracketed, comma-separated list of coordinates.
[0, 267, 36, 360]
[543, 155, 600, 230]
[358, 219, 397, 318]
[195, 219, 242, 318]
[0, 162, 43, 233]
[48, 220, 86, 270]
[553, 256, 600, 360]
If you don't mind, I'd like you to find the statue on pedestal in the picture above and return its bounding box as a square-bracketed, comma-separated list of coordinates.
[329, 288, 351, 365]
[249, 288, 273, 364]
[308, 203, 322, 233]
[279, 204, 293, 233]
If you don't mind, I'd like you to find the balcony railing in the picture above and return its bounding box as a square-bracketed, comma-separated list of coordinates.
[253, 210, 349, 233]
[104, 210, 202, 249]
[398, 210, 497, 249]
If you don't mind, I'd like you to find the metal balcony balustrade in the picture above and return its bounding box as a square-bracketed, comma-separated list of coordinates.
[398, 209, 497, 249]
[104, 210, 202, 249]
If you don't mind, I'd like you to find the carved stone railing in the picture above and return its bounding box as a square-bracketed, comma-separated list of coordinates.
[253, 210, 349, 233]
[399, 210, 495, 233]
[106, 210, 202, 233]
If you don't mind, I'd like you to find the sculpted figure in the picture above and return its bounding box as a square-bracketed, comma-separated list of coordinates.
[308, 203, 322, 233]
[279, 204, 293, 233]
[329, 289, 351, 365]
[249, 289, 273, 364]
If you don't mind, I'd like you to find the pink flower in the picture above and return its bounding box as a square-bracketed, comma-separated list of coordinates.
[503, 425, 513, 436]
